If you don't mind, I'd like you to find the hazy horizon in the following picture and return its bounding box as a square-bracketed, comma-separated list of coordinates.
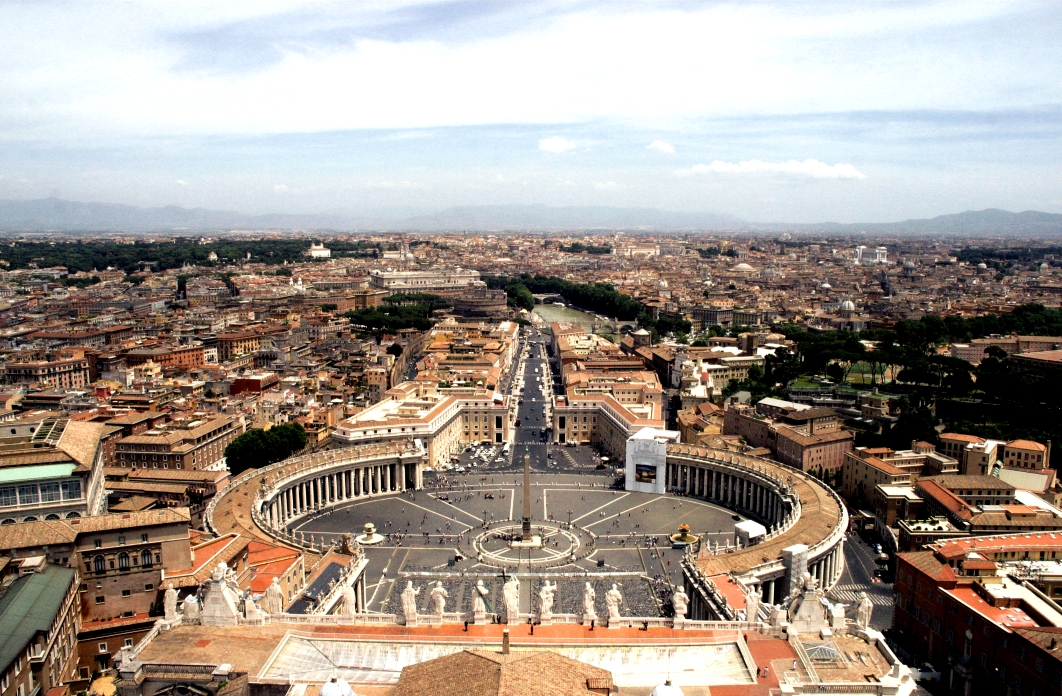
[3, 2, 1062, 223]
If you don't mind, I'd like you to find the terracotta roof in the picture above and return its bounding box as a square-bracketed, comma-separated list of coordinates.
[392, 649, 612, 696]
[916, 479, 974, 521]
[898, 550, 958, 582]
[0, 508, 189, 550]
[1006, 439, 1047, 452]
[940, 433, 986, 444]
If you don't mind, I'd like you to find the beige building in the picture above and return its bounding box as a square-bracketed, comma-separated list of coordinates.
[114, 414, 245, 472]
[2, 358, 91, 389]
[333, 382, 510, 468]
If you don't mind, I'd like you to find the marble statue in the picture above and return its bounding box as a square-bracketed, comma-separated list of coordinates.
[163, 583, 179, 621]
[430, 581, 448, 615]
[502, 575, 520, 621]
[605, 583, 623, 620]
[582, 582, 597, 621]
[803, 571, 819, 592]
[341, 584, 358, 617]
[671, 587, 689, 619]
[744, 585, 761, 622]
[400, 581, 420, 625]
[856, 592, 873, 630]
[263, 577, 285, 614]
[182, 594, 200, 621]
[211, 562, 227, 583]
[472, 579, 489, 619]
[538, 581, 556, 618]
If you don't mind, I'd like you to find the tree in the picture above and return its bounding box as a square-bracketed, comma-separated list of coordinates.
[224, 423, 308, 475]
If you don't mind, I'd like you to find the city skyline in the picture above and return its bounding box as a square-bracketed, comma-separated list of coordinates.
[2, 2, 1062, 223]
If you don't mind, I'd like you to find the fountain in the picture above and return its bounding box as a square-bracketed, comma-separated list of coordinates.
[355, 522, 385, 546]
[669, 524, 699, 546]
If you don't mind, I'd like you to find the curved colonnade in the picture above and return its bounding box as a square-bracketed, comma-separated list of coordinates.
[204, 440, 425, 552]
[665, 444, 848, 621]
[205, 439, 847, 624]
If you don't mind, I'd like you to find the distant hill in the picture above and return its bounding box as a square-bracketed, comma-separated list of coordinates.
[787, 209, 1062, 236]
[387, 204, 746, 231]
[0, 198, 368, 232]
[0, 198, 1060, 235]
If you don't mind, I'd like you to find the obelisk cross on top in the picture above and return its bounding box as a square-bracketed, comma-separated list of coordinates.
[521, 447, 532, 538]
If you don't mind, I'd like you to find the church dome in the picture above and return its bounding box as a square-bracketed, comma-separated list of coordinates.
[840, 300, 856, 311]
[732, 262, 755, 272]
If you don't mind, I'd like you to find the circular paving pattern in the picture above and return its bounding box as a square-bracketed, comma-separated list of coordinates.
[462, 520, 596, 568]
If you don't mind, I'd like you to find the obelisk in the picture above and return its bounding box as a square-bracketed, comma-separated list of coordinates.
[521, 448, 532, 539]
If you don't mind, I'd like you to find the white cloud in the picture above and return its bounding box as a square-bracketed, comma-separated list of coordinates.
[273, 183, 289, 192]
[0, 3, 1045, 140]
[539, 136, 577, 153]
[594, 181, 620, 190]
[175, 179, 188, 186]
[677, 159, 866, 180]
[648, 140, 674, 154]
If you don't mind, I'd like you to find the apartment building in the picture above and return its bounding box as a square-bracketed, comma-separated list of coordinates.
[124, 344, 205, 371]
[0, 508, 196, 675]
[0, 559, 81, 696]
[894, 534, 1062, 696]
[113, 414, 244, 472]
[2, 358, 91, 389]
[216, 332, 260, 362]
[368, 268, 480, 295]
[0, 417, 111, 524]
[333, 382, 509, 468]
[723, 401, 854, 474]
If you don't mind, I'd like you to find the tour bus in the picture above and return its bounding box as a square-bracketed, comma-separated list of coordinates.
[503, 443, 510, 455]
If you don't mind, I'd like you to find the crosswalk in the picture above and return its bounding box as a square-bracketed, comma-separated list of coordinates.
[827, 584, 894, 606]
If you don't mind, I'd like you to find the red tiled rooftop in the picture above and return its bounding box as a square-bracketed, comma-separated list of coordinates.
[930, 531, 1062, 561]
[916, 479, 974, 520]
[945, 586, 1040, 629]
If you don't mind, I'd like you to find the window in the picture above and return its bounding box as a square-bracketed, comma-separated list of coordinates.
[123, 639, 134, 648]
[118, 535, 125, 546]
[121, 589, 131, 597]
[95, 596, 105, 604]
[1034, 658, 1043, 672]
[946, 628, 955, 645]
[98, 643, 108, 654]
[2, 673, 8, 690]
[93, 555, 105, 572]
[17, 485, 39, 505]
[39, 483, 60, 503]
[118, 553, 129, 570]
[141, 550, 152, 567]
[94, 539, 102, 549]
[0, 487, 16, 507]
[61, 480, 82, 500]
[144, 583, 154, 591]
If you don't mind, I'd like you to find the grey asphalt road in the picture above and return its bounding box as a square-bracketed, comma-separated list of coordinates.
[827, 532, 895, 630]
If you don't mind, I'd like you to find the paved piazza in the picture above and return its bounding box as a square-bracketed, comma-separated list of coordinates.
[290, 470, 740, 616]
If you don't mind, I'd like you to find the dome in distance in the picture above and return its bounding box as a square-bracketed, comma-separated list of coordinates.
[840, 300, 856, 311]
[732, 262, 755, 272]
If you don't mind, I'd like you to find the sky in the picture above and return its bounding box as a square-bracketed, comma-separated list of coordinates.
[2, 1, 1062, 223]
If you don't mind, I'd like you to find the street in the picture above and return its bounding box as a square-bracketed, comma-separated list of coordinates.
[827, 532, 895, 630]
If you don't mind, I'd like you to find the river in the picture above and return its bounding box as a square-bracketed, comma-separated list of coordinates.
[531, 303, 607, 333]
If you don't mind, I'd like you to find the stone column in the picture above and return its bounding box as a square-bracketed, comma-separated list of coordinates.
[375, 465, 382, 494]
